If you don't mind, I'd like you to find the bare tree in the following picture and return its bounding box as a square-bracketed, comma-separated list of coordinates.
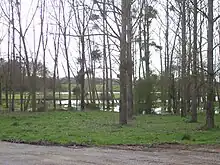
[119, 0, 130, 124]
[181, 0, 187, 117]
[206, 0, 215, 128]
[40, 0, 49, 111]
[71, 0, 95, 111]
[191, 0, 198, 122]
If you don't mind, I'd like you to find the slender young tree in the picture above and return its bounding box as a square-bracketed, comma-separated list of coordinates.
[60, 0, 72, 109]
[102, 0, 107, 110]
[71, 0, 95, 111]
[40, 0, 49, 111]
[191, 0, 198, 122]
[126, 0, 133, 119]
[10, 0, 16, 112]
[181, 0, 187, 117]
[6, 0, 11, 110]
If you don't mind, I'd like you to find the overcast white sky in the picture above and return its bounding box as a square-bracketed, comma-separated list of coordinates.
[0, 0, 174, 78]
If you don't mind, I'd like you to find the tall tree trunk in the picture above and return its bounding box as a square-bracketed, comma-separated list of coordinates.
[159, 28, 165, 112]
[64, 31, 71, 109]
[31, 71, 37, 112]
[177, 37, 182, 113]
[57, 67, 62, 107]
[15, 0, 33, 111]
[80, 34, 85, 111]
[127, 0, 133, 119]
[191, 0, 198, 122]
[6, 9, 10, 110]
[53, 44, 59, 110]
[87, 32, 95, 103]
[19, 23, 23, 111]
[187, 1, 192, 113]
[11, 1, 15, 112]
[31, 17, 39, 113]
[107, 28, 114, 109]
[143, 2, 147, 78]
[206, 0, 215, 128]
[119, 0, 128, 124]
[60, 0, 71, 109]
[215, 79, 220, 110]
[170, 17, 181, 113]
[144, 3, 150, 77]
[138, 13, 143, 79]
[181, 0, 187, 117]
[171, 74, 176, 113]
[41, 0, 47, 111]
[102, 0, 106, 111]
[105, 52, 110, 111]
[199, 3, 206, 112]
[103, 0, 110, 110]
[165, 0, 171, 113]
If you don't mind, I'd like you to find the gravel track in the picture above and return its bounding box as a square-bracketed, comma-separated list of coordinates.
[0, 142, 220, 165]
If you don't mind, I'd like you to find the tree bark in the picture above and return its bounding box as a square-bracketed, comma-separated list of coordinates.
[206, 0, 215, 129]
[191, 0, 198, 122]
[127, 0, 133, 119]
[181, 0, 187, 117]
[119, 0, 128, 124]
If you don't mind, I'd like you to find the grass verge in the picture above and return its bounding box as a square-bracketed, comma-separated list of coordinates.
[0, 111, 220, 146]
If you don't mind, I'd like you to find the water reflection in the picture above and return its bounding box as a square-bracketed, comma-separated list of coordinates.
[52, 99, 163, 114]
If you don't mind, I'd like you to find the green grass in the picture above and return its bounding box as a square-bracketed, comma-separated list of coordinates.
[0, 111, 220, 146]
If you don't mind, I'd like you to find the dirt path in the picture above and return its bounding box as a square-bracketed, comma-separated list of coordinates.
[0, 142, 220, 165]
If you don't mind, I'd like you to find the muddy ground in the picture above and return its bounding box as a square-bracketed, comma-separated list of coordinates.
[0, 142, 220, 165]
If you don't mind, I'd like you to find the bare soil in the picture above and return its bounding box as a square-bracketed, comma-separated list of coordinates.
[0, 141, 220, 165]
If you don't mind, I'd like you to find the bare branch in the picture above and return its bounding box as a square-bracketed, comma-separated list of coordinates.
[214, 15, 220, 23]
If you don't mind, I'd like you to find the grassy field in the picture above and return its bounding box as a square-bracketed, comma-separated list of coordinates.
[0, 111, 220, 146]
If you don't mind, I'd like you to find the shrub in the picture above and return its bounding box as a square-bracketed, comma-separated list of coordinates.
[85, 103, 100, 110]
[134, 76, 158, 114]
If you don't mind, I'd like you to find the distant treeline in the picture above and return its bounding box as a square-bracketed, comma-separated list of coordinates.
[59, 77, 119, 85]
[0, 58, 119, 92]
